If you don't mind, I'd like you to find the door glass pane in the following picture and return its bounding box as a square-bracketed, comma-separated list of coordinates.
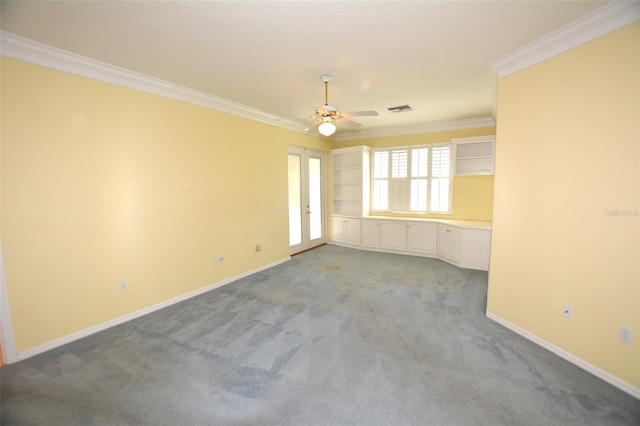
[288, 154, 302, 246]
[309, 157, 322, 240]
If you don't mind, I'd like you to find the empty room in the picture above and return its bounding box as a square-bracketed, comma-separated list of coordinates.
[1, 1, 639, 424]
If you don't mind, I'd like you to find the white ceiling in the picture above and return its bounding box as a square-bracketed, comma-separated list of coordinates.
[1, 1, 611, 138]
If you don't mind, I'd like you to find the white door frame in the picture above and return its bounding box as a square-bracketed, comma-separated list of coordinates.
[288, 145, 327, 255]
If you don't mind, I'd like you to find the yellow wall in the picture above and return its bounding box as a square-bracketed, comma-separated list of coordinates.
[331, 128, 496, 221]
[1, 57, 327, 352]
[0, 55, 492, 356]
[488, 23, 640, 387]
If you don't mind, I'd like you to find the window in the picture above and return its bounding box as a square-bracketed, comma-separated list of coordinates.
[372, 144, 451, 214]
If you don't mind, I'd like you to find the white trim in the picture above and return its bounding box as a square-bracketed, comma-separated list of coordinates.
[491, 1, 640, 78]
[0, 31, 302, 133]
[451, 135, 496, 145]
[486, 311, 640, 400]
[1, 30, 495, 140]
[336, 117, 496, 141]
[0, 247, 18, 363]
[16, 256, 290, 362]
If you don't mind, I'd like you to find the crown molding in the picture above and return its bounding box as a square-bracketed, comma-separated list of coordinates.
[335, 116, 496, 141]
[1, 31, 495, 139]
[491, 1, 640, 79]
[0, 31, 301, 132]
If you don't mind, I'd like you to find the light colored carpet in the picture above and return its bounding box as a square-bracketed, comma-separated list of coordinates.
[2, 244, 639, 425]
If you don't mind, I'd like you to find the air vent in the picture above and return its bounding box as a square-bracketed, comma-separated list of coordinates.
[387, 104, 413, 113]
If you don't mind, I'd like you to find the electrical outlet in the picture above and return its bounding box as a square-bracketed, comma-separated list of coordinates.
[119, 280, 128, 291]
[256, 244, 262, 252]
[213, 255, 225, 264]
[563, 304, 573, 319]
[619, 326, 632, 344]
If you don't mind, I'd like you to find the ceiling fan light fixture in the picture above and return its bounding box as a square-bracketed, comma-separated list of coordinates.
[318, 121, 336, 136]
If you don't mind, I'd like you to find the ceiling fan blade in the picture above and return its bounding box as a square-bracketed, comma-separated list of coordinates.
[276, 115, 313, 121]
[304, 120, 321, 132]
[336, 117, 362, 128]
[341, 110, 378, 117]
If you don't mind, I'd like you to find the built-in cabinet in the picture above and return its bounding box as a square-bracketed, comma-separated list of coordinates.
[377, 221, 438, 256]
[457, 227, 492, 271]
[379, 221, 406, 251]
[330, 146, 369, 248]
[436, 223, 492, 270]
[360, 218, 489, 270]
[332, 216, 361, 246]
[331, 145, 492, 271]
[362, 220, 381, 249]
[437, 224, 462, 264]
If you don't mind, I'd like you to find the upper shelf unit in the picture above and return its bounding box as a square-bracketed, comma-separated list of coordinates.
[331, 146, 371, 217]
[453, 136, 495, 176]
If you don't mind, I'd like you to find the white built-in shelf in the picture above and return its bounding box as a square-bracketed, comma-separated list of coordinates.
[331, 146, 370, 217]
[453, 136, 495, 176]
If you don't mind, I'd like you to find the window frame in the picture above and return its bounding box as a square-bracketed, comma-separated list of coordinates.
[371, 143, 453, 215]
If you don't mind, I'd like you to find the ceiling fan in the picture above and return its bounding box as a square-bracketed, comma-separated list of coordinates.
[305, 75, 378, 137]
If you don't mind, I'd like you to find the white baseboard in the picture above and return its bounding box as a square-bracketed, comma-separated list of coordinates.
[486, 311, 640, 400]
[17, 257, 291, 361]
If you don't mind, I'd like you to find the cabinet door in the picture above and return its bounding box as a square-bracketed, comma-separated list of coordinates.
[362, 220, 381, 248]
[332, 217, 361, 246]
[332, 216, 346, 243]
[380, 221, 407, 251]
[459, 228, 491, 271]
[448, 227, 462, 262]
[345, 219, 362, 246]
[407, 223, 438, 255]
[437, 225, 451, 258]
[437, 225, 461, 264]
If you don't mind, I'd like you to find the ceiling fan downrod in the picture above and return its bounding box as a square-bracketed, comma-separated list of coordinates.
[321, 74, 332, 107]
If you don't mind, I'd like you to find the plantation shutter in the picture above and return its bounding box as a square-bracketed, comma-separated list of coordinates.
[372, 151, 389, 210]
[371, 144, 451, 214]
[389, 149, 409, 212]
[430, 146, 451, 212]
[410, 147, 429, 212]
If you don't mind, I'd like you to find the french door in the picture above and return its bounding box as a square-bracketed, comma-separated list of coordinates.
[288, 146, 326, 255]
